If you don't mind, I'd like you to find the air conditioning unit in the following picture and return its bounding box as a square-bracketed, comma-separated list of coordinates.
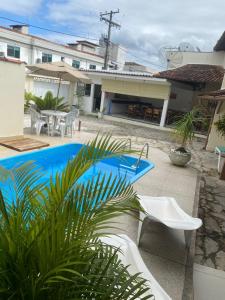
[0, 52, 5, 57]
[36, 58, 42, 63]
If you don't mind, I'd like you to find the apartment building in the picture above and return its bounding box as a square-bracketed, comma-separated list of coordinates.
[0, 24, 105, 99]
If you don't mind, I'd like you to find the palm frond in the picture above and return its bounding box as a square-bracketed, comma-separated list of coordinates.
[0, 134, 151, 300]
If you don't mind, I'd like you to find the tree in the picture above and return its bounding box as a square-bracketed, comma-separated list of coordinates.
[0, 135, 151, 300]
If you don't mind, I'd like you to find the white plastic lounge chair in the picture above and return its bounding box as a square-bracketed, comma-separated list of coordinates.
[100, 234, 171, 300]
[137, 196, 202, 246]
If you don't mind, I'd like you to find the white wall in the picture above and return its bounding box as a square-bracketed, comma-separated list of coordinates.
[26, 76, 70, 102]
[166, 51, 225, 69]
[0, 61, 25, 137]
[81, 96, 94, 113]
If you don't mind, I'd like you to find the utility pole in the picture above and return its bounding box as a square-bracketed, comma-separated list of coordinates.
[100, 9, 121, 69]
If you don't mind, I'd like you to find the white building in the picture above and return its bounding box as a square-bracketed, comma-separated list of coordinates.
[98, 36, 126, 70]
[0, 24, 105, 99]
[164, 31, 225, 70]
[124, 61, 155, 74]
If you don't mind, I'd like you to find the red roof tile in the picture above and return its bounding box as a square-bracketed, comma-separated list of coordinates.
[154, 64, 225, 84]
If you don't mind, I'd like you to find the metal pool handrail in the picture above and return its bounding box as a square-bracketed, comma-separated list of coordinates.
[132, 143, 149, 169]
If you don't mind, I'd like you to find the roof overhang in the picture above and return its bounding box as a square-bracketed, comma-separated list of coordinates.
[154, 64, 225, 86]
[85, 70, 170, 86]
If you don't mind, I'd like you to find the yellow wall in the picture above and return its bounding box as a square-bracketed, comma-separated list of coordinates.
[207, 101, 225, 151]
[102, 79, 170, 100]
[0, 61, 25, 138]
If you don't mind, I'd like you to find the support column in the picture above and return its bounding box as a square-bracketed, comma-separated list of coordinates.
[160, 98, 169, 127]
[90, 84, 95, 112]
[100, 91, 106, 113]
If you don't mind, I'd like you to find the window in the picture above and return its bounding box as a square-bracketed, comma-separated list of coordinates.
[42, 53, 52, 63]
[61, 56, 65, 62]
[85, 84, 91, 96]
[89, 64, 96, 70]
[72, 60, 80, 69]
[7, 45, 20, 58]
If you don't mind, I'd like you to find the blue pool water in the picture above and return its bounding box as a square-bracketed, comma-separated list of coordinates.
[0, 143, 154, 198]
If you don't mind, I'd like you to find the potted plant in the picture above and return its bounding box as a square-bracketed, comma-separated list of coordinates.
[169, 107, 204, 167]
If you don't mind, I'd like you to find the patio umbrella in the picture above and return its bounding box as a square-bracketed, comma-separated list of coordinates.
[26, 61, 91, 97]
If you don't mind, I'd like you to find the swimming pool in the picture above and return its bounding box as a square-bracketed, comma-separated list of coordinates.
[0, 143, 154, 192]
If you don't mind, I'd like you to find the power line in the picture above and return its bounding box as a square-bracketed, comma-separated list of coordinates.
[0, 16, 100, 41]
[0, 15, 163, 69]
[100, 10, 121, 69]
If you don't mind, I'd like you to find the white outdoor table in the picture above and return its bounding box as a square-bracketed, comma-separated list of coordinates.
[41, 110, 67, 118]
[41, 110, 68, 136]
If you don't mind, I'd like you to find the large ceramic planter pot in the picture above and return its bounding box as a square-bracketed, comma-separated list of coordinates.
[169, 148, 191, 167]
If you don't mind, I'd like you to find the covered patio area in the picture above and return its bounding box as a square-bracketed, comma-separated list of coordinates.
[99, 74, 171, 127]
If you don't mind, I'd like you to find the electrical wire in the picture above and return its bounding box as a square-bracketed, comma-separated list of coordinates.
[0, 16, 100, 41]
[0, 15, 164, 69]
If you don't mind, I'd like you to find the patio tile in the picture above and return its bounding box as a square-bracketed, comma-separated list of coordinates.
[140, 250, 185, 300]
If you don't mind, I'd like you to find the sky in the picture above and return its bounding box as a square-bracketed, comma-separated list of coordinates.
[0, 0, 224, 70]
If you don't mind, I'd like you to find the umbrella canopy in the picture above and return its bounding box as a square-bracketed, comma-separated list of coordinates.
[26, 61, 91, 83]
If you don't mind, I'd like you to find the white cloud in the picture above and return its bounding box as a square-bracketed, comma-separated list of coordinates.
[45, 0, 225, 68]
[0, 0, 43, 15]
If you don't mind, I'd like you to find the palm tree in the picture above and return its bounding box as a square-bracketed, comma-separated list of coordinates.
[32, 91, 69, 111]
[0, 135, 152, 300]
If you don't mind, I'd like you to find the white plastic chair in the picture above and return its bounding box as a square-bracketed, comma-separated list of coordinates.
[30, 107, 48, 136]
[100, 234, 172, 300]
[137, 196, 202, 246]
[71, 106, 80, 117]
[59, 111, 76, 138]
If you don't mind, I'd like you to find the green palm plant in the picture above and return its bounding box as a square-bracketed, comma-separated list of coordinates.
[0, 135, 152, 300]
[32, 91, 69, 112]
[24, 91, 35, 112]
[173, 107, 205, 152]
